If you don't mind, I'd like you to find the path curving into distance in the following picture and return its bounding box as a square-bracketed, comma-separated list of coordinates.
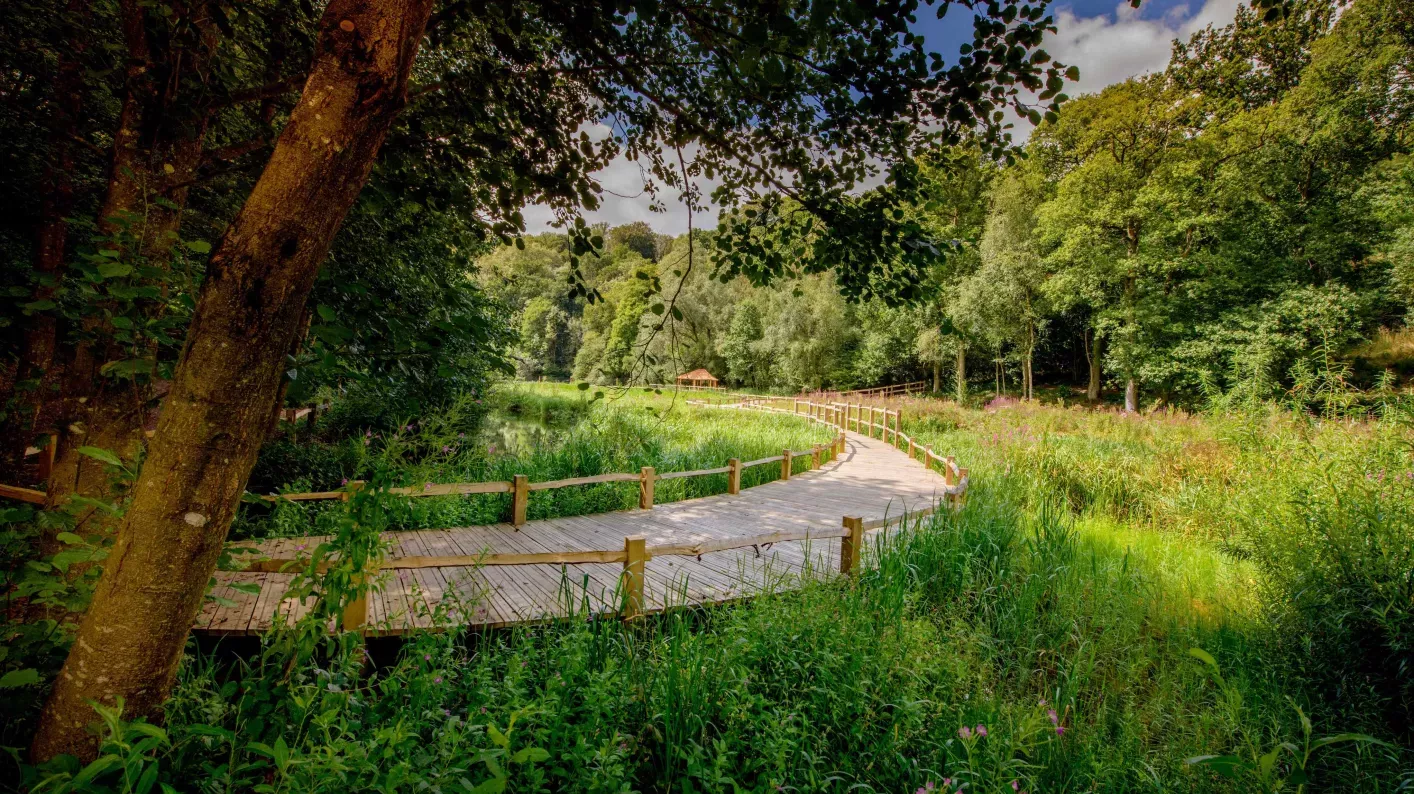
[197, 429, 954, 636]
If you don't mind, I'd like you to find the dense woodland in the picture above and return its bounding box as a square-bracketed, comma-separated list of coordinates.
[490, 0, 1413, 410]
[0, 0, 1412, 790]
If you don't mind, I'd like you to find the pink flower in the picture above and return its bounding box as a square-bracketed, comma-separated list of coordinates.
[958, 726, 972, 739]
[1056, 725, 1065, 737]
[1047, 709, 1058, 724]
[423, 482, 433, 491]
[975, 724, 987, 737]
[488, 444, 497, 454]
[424, 654, 431, 661]
[341, 478, 348, 486]
[433, 676, 442, 684]
[442, 445, 451, 453]
[1012, 782, 1020, 791]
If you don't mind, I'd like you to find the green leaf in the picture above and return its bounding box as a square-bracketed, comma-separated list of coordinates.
[98, 262, 133, 278]
[23, 299, 57, 313]
[0, 668, 41, 688]
[317, 304, 336, 322]
[77, 446, 123, 467]
[1184, 754, 1244, 779]
[511, 747, 550, 764]
[186, 240, 212, 254]
[55, 531, 84, 545]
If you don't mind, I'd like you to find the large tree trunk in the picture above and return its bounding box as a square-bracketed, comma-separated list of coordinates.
[954, 343, 967, 404]
[31, 0, 434, 762]
[0, 0, 89, 483]
[932, 359, 940, 393]
[1124, 378, 1138, 413]
[1084, 329, 1102, 402]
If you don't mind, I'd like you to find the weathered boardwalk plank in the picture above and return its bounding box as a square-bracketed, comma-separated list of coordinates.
[198, 430, 950, 635]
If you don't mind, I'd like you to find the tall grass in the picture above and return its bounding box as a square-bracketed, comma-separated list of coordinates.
[234, 384, 833, 539]
[15, 398, 1414, 792]
[24, 477, 1408, 792]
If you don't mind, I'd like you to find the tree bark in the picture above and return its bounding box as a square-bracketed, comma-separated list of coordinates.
[1084, 329, 1102, 402]
[954, 343, 967, 404]
[31, 0, 434, 762]
[932, 359, 940, 393]
[1125, 378, 1138, 413]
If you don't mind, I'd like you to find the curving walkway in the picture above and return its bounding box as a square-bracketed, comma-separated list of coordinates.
[197, 430, 953, 636]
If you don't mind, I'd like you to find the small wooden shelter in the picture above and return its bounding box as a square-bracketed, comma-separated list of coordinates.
[675, 368, 720, 390]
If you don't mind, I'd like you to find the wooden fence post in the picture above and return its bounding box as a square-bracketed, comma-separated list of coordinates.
[942, 456, 957, 507]
[512, 474, 529, 526]
[639, 466, 655, 509]
[793, 399, 799, 414]
[728, 458, 741, 494]
[342, 570, 369, 634]
[781, 449, 792, 480]
[893, 411, 900, 444]
[37, 433, 57, 484]
[811, 445, 820, 470]
[840, 515, 863, 574]
[924, 446, 933, 471]
[622, 535, 647, 619]
[908, 437, 915, 459]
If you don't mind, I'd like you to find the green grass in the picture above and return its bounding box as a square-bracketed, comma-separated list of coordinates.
[233, 383, 834, 539]
[15, 397, 1414, 792]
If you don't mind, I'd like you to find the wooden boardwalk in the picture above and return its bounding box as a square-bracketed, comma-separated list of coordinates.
[198, 429, 953, 636]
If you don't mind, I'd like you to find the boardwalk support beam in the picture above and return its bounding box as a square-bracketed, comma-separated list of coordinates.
[781, 449, 792, 481]
[727, 458, 741, 494]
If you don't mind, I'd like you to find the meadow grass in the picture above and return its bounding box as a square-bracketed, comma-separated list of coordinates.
[17, 397, 1414, 793]
[234, 383, 834, 539]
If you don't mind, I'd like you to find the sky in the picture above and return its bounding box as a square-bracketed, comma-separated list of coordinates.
[522, 0, 1247, 235]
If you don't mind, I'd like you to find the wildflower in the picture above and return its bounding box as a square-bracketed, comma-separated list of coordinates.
[424, 654, 431, 661]
[1012, 782, 1020, 791]
[1056, 725, 1065, 737]
[433, 676, 442, 684]
[341, 478, 349, 486]
[958, 726, 972, 739]
[424, 482, 433, 491]
[975, 724, 987, 737]
[488, 443, 497, 454]
[458, 432, 466, 439]
[442, 708, 452, 717]
[442, 445, 451, 453]
[1047, 709, 1058, 724]
[1038, 698, 1047, 706]
[404, 424, 412, 431]
[295, 543, 307, 551]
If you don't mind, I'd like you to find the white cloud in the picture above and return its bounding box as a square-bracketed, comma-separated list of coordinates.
[1047, 0, 1243, 96]
[524, 0, 1246, 234]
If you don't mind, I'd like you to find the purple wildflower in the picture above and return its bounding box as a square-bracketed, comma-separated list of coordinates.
[424, 654, 431, 661]
[442, 445, 451, 453]
[1047, 709, 1058, 724]
[433, 676, 442, 684]
[341, 478, 349, 486]
[975, 725, 987, 737]
[423, 482, 433, 491]
[958, 726, 972, 739]
[1056, 725, 1065, 737]
[1012, 782, 1020, 791]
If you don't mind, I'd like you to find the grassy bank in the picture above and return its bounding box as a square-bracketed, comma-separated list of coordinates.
[233, 384, 834, 540]
[14, 398, 1414, 792]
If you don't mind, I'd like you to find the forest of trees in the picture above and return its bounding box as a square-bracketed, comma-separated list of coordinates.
[491, 0, 1413, 410]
